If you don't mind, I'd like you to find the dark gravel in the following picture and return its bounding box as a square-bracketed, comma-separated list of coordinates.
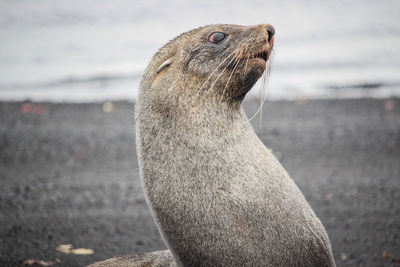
[0, 98, 399, 267]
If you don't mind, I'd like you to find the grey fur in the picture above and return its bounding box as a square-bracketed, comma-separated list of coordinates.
[88, 24, 336, 267]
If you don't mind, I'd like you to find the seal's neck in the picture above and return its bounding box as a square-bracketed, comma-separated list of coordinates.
[136, 88, 254, 154]
[142, 84, 246, 124]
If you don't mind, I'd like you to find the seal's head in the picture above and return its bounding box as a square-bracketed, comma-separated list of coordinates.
[139, 24, 274, 108]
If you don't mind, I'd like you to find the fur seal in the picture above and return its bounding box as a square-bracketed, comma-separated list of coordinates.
[88, 23, 336, 267]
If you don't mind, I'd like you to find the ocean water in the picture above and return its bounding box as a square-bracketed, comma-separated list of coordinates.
[1, 0, 400, 102]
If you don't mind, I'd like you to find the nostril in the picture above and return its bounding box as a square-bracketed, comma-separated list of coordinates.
[266, 25, 275, 42]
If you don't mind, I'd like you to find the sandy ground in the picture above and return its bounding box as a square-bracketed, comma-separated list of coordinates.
[0, 98, 399, 267]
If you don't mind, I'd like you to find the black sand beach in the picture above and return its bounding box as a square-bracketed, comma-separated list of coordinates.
[0, 98, 399, 267]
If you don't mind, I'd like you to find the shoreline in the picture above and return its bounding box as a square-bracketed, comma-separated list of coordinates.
[1, 92, 400, 104]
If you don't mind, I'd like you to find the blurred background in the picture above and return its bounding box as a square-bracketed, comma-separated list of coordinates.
[1, 0, 400, 101]
[1, 1, 400, 267]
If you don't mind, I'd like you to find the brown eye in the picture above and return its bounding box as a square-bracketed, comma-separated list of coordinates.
[209, 32, 226, 43]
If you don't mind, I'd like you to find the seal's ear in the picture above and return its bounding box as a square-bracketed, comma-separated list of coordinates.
[157, 57, 174, 74]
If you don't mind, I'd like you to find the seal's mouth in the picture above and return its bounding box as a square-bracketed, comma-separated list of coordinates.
[231, 50, 269, 68]
[249, 36, 274, 63]
[241, 45, 271, 64]
[250, 50, 269, 62]
[229, 41, 273, 70]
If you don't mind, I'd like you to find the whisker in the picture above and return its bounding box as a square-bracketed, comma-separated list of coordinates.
[247, 53, 273, 123]
[220, 52, 242, 103]
[192, 47, 241, 102]
[259, 72, 267, 129]
[244, 53, 250, 74]
[199, 50, 241, 103]
[247, 75, 266, 122]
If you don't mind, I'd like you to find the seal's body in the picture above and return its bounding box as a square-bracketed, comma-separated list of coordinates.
[135, 24, 335, 266]
[88, 23, 335, 267]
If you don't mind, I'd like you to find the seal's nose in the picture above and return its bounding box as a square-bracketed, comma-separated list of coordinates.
[266, 25, 275, 42]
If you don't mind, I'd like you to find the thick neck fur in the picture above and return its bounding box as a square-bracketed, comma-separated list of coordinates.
[136, 88, 254, 174]
[136, 73, 250, 135]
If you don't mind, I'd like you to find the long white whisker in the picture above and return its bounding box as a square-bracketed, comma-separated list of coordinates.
[259, 72, 267, 128]
[247, 51, 273, 124]
[200, 52, 240, 103]
[247, 74, 266, 122]
[220, 54, 242, 103]
[247, 54, 273, 123]
[192, 47, 241, 102]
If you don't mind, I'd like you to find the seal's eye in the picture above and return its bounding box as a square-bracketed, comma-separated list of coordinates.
[209, 32, 226, 44]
